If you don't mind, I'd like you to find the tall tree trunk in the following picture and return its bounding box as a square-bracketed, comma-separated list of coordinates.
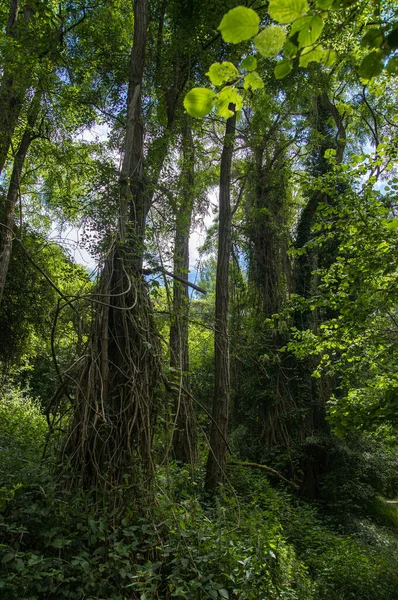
[0, 89, 41, 305]
[295, 92, 346, 302]
[62, 0, 162, 497]
[241, 139, 294, 454]
[170, 119, 197, 464]
[0, 0, 33, 175]
[291, 92, 347, 498]
[205, 107, 236, 491]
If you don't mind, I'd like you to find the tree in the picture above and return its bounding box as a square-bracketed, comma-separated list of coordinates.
[170, 118, 198, 464]
[205, 106, 236, 491]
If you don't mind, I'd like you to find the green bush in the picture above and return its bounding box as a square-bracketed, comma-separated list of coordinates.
[280, 499, 398, 600]
[0, 466, 315, 600]
[0, 384, 47, 487]
[1, 456, 398, 599]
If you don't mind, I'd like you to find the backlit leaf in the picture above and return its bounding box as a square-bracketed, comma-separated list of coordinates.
[240, 56, 258, 71]
[243, 71, 264, 90]
[268, 0, 309, 24]
[218, 7, 260, 43]
[297, 16, 324, 47]
[274, 58, 293, 78]
[215, 87, 243, 117]
[290, 16, 314, 36]
[183, 88, 214, 118]
[299, 45, 325, 66]
[206, 62, 239, 86]
[254, 26, 286, 57]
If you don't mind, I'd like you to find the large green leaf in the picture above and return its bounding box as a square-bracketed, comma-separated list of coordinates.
[268, 0, 309, 24]
[206, 62, 239, 86]
[254, 26, 286, 57]
[243, 71, 264, 90]
[297, 16, 324, 47]
[299, 45, 325, 67]
[215, 86, 243, 117]
[240, 56, 258, 71]
[290, 16, 312, 36]
[361, 29, 384, 49]
[183, 88, 214, 118]
[218, 7, 260, 43]
[359, 51, 384, 80]
[274, 58, 293, 78]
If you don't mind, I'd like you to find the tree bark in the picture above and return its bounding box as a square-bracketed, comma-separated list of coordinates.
[0, 89, 41, 305]
[205, 107, 236, 491]
[62, 0, 161, 495]
[291, 92, 347, 498]
[0, 0, 32, 175]
[170, 119, 197, 464]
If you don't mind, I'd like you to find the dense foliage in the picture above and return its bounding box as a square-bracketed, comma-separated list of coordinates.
[1, 0, 397, 598]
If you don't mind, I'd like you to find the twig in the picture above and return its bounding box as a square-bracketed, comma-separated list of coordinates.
[228, 460, 299, 489]
[142, 267, 207, 294]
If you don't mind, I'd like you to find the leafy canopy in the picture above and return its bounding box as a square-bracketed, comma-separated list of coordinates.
[184, 0, 398, 118]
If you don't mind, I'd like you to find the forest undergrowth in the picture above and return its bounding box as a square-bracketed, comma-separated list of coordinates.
[1, 386, 398, 600]
[1, 0, 398, 598]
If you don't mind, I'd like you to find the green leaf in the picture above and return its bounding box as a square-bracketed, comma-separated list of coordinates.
[206, 62, 239, 86]
[384, 218, 398, 230]
[1, 553, 14, 564]
[359, 51, 384, 81]
[290, 16, 312, 36]
[324, 148, 336, 159]
[284, 39, 298, 57]
[215, 86, 243, 117]
[274, 58, 293, 78]
[323, 48, 337, 67]
[218, 7, 260, 43]
[243, 71, 264, 90]
[316, 0, 334, 7]
[268, 0, 309, 24]
[183, 88, 214, 118]
[361, 29, 384, 49]
[299, 45, 325, 67]
[254, 26, 286, 57]
[240, 56, 258, 71]
[219, 590, 229, 599]
[386, 56, 398, 74]
[297, 16, 324, 47]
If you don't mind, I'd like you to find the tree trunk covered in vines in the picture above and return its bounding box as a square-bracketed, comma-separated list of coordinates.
[170, 119, 197, 465]
[205, 107, 236, 492]
[295, 92, 346, 305]
[243, 139, 294, 453]
[292, 92, 347, 498]
[63, 0, 162, 497]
